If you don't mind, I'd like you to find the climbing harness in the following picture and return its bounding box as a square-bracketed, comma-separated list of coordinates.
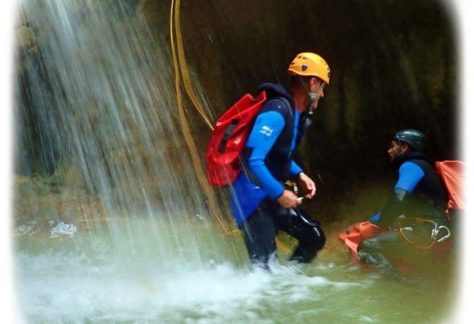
[396, 215, 451, 250]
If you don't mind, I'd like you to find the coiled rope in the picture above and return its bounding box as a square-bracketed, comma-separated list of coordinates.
[396, 217, 451, 250]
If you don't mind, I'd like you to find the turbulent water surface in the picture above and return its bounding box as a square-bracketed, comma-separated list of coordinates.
[14, 218, 458, 323]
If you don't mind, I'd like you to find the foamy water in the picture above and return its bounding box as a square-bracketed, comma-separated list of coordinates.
[14, 218, 456, 323]
[16, 246, 362, 323]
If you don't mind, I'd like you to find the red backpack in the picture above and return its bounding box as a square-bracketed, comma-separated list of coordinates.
[206, 91, 267, 186]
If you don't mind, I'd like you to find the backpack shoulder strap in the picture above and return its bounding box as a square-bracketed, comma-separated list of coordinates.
[276, 96, 293, 118]
[260, 96, 293, 119]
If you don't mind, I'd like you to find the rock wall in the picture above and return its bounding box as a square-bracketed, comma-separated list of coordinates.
[152, 0, 458, 218]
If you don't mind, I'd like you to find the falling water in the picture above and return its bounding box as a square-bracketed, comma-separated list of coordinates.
[12, 1, 458, 322]
[13, 0, 248, 320]
[15, 0, 234, 260]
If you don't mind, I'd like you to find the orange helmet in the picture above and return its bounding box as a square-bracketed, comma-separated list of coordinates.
[288, 52, 330, 84]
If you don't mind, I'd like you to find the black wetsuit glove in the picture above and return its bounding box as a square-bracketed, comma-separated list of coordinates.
[377, 188, 408, 227]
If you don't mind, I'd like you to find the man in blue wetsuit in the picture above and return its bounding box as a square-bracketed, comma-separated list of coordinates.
[359, 129, 449, 266]
[230, 52, 329, 267]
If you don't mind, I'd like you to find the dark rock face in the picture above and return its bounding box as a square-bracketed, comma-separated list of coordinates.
[159, 0, 457, 217]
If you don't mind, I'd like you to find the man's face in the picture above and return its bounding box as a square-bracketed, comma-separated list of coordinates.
[387, 140, 406, 162]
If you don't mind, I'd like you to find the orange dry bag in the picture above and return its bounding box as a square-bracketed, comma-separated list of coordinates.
[435, 160, 464, 210]
[206, 91, 267, 187]
[338, 221, 389, 254]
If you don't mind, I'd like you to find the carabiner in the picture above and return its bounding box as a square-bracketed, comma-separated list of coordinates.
[432, 225, 451, 243]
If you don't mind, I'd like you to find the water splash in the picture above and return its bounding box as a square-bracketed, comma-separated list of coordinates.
[49, 220, 77, 238]
[15, 226, 365, 323]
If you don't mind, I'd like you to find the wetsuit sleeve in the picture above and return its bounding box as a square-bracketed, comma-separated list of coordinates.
[245, 111, 286, 199]
[375, 162, 425, 227]
[394, 162, 425, 193]
[289, 161, 303, 178]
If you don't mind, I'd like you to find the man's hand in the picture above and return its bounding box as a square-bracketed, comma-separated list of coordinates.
[277, 189, 303, 208]
[296, 172, 316, 199]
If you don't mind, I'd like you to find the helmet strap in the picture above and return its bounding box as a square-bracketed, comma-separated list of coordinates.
[306, 101, 315, 116]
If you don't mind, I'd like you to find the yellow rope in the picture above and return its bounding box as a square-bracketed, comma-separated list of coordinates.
[170, 0, 233, 234]
[172, 0, 214, 131]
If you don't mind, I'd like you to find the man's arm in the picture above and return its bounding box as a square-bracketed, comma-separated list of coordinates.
[372, 162, 425, 227]
[245, 110, 302, 208]
[245, 110, 286, 199]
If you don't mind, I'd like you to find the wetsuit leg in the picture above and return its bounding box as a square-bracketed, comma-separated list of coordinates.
[358, 228, 432, 269]
[358, 230, 401, 266]
[239, 206, 277, 266]
[274, 208, 326, 263]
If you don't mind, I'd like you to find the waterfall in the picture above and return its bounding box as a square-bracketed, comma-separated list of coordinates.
[15, 0, 238, 267]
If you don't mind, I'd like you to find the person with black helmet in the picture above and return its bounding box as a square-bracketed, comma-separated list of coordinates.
[359, 129, 450, 266]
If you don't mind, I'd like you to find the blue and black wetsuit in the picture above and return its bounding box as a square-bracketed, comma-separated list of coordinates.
[370, 152, 448, 227]
[230, 82, 325, 265]
[361, 152, 449, 266]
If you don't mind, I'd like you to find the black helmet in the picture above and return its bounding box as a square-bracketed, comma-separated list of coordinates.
[393, 129, 427, 151]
